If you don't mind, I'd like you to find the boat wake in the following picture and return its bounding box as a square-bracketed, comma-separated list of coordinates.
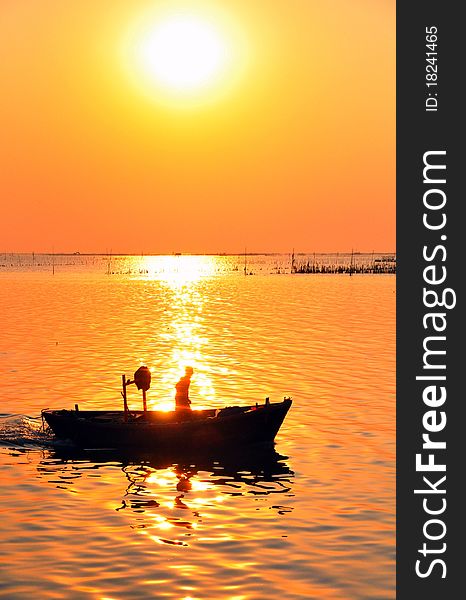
[0, 413, 68, 450]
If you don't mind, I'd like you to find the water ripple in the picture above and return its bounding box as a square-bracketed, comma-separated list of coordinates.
[0, 262, 395, 598]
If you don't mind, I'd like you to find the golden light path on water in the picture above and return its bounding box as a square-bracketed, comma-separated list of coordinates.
[137, 255, 218, 411]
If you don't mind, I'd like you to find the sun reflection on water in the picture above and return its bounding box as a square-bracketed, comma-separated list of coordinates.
[133, 256, 219, 411]
[30, 446, 295, 597]
[84, 451, 294, 552]
[140, 255, 218, 285]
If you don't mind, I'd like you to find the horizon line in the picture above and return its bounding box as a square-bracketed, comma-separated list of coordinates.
[2, 250, 397, 257]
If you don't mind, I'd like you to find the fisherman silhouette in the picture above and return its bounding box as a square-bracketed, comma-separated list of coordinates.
[175, 366, 193, 411]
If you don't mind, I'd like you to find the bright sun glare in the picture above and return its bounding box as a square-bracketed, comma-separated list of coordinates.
[138, 15, 228, 92]
[124, 6, 247, 105]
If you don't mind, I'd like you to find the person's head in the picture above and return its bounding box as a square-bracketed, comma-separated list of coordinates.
[185, 366, 194, 377]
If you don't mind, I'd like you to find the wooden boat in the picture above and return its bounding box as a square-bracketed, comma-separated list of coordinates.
[42, 398, 292, 451]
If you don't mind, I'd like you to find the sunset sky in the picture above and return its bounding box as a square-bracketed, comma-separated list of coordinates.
[1, 0, 395, 254]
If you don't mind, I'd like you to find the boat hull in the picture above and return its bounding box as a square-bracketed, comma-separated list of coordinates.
[42, 399, 292, 450]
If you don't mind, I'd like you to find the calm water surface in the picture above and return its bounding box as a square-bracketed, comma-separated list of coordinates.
[0, 255, 395, 599]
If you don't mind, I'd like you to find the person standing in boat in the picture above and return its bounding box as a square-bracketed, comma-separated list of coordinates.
[175, 366, 193, 411]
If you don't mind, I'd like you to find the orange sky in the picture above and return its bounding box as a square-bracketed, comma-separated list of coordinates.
[0, 0, 395, 254]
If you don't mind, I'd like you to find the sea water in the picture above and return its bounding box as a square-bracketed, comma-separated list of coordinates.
[0, 255, 395, 599]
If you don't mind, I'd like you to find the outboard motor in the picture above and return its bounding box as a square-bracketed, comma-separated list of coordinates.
[134, 366, 151, 391]
[121, 366, 152, 419]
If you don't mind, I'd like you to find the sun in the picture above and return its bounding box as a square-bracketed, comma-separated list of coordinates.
[123, 6, 248, 106]
[139, 16, 228, 92]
